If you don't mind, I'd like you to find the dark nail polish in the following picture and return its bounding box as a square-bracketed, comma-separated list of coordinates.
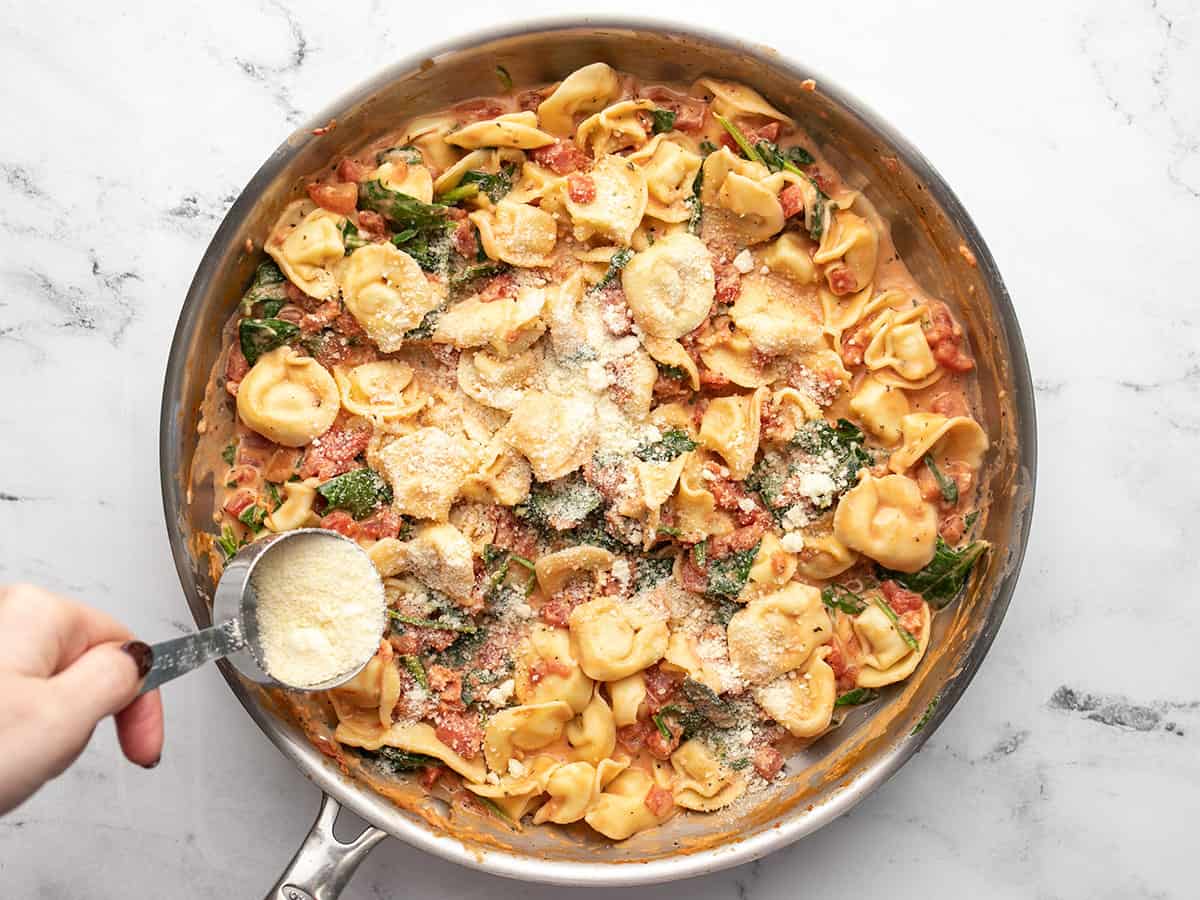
[141, 758, 161, 770]
[121, 640, 153, 679]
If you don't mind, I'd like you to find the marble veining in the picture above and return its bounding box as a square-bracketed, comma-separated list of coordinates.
[1, 1, 1196, 898]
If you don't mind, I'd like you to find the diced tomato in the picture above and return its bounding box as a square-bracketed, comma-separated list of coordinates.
[881, 580, 925, 614]
[617, 722, 649, 754]
[517, 89, 546, 111]
[642, 664, 680, 708]
[582, 454, 629, 503]
[477, 273, 518, 303]
[939, 514, 966, 545]
[779, 183, 806, 219]
[827, 265, 858, 296]
[451, 220, 478, 258]
[808, 167, 834, 194]
[840, 322, 871, 368]
[419, 765, 446, 790]
[752, 746, 784, 780]
[299, 426, 371, 481]
[300, 299, 342, 333]
[319, 510, 357, 537]
[332, 312, 366, 339]
[453, 99, 505, 123]
[713, 259, 741, 304]
[433, 709, 484, 759]
[698, 367, 732, 391]
[717, 121, 780, 154]
[596, 286, 633, 336]
[428, 664, 464, 710]
[223, 489, 255, 518]
[825, 643, 859, 692]
[262, 449, 300, 483]
[355, 210, 386, 239]
[529, 139, 589, 175]
[235, 429, 277, 468]
[538, 598, 574, 628]
[567, 172, 596, 204]
[644, 785, 674, 818]
[756, 122, 780, 142]
[645, 719, 683, 759]
[679, 551, 709, 594]
[306, 181, 358, 216]
[486, 506, 539, 559]
[707, 521, 769, 559]
[428, 343, 459, 367]
[224, 344, 250, 391]
[357, 509, 404, 541]
[336, 158, 366, 184]
[225, 465, 258, 486]
[652, 373, 692, 402]
[642, 86, 705, 133]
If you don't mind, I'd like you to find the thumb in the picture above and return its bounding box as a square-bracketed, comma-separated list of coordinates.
[49, 642, 145, 733]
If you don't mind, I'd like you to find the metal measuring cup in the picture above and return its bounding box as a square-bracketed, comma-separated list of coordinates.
[139, 528, 386, 693]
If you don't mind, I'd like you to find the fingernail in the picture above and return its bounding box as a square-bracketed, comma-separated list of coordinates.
[121, 640, 153, 679]
[142, 757, 161, 770]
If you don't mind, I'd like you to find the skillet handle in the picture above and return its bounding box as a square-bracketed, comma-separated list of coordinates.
[265, 793, 388, 900]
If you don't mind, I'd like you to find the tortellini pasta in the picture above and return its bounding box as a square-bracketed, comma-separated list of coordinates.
[374, 426, 472, 520]
[568, 595, 669, 682]
[265, 200, 344, 299]
[849, 374, 909, 446]
[537, 63, 622, 136]
[584, 767, 672, 840]
[470, 200, 558, 268]
[265, 478, 319, 532]
[446, 111, 555, 150]
[534, 546, 614, 596]
[338, 244, 442, 353]
[565, 691, 617, 765]
[833, 473, 938, 572]
[502, 390, 598, 481]
[607, 673, 646, 727]
[698, 388, 768, 480]
[693, 77, 792, 123]
[628, 135, 703, 223]
[372, 159, 434, 204]
[753, 648, 837, 738]
[483, 701, 574, 772]
[761, 232, 818, 284]
[621, 233, 715, 338]
[434, 286, 548, 357]
[456, 348, 540, 412]
[887, 413, 989, 474]
[670, 739, 746, 811]
[576, 99, 656, 158]
[854, 601, 932, 688]
[516, 625, 594, 713]
[336, 721, 486, 784]
[334, 360, 423, 423]
[813, 211, 879, 295]
[730, 277, 823, 355]
[863, 305, 940, 387]
[700, 148, 784, 244]
[236, 346, 340, 447]
[563, 154, 648, 245]
[399, 522, 476, 602]
[726, 583, 832, 685]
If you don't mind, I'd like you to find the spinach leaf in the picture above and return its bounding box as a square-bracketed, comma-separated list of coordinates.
[593, 247, 634, 291]
[705, 542, 760, 602]
[754, 140, 815, 174]
[634, 556, 675, 592]
[686, 194, 703, 236]
[835, 687, 879, 707]
[375, 746, 439, 772]
[650, 108, 676, 134]
[449, 261, 509, 292]
[264, 482, 282, 511]
[680, 678, 737, 728]
[692, 539, 708, 568]
[360, 181, 450, 228]
[656, 362, 689, 381]
[221, 442, 237, 466]
[401, 654, 428, 689]
[387, 610, 478, 634]
[391, 226, 451, 274]
[923, 454, 959, 504]
[791, 418, 872, 498]
[215, 525, 241, 561]
[873, 597, 920, 651]
[911, 696, 940, 735]
[634, 428, 697, 463]
[699, 139, 718, 156]
[495, 65, 513, 91]
[339, 219, 369, 253]
[238, 260, 289, 316]
[239, 318, 299, 365]
[651, 712, 674, 740]
[403, 305, 443, 340]
[316, 468, 393, 520]
[238, 504, 267, 533]
[515, 475, 603, 533]
[821, 583, 867, 615]
[455, 164, 517, 203]
[880, 538, 988, 609]
[964, 510, 980, 532]
[713, 113, 764, 165]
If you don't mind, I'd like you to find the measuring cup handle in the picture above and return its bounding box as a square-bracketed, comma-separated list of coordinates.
[138, 618, 245, 694]
[264, 793, 388, 900]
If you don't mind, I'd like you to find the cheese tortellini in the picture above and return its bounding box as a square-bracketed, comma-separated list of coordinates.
[568, 595, 669, 681]
[537, 63, 622, 136]
[338, 244, 442, 353]
[621, 233, 715, 338]
[727, 583, 832, 685]
[833, 473, 938, 572]
[265, 200, 344, 299]
[236, 346, 339, 447]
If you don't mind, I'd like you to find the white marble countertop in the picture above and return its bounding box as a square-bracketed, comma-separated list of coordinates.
[2, 1, 1196, 897]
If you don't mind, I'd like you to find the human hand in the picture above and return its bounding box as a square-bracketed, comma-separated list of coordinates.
[0, 584, 164, 815]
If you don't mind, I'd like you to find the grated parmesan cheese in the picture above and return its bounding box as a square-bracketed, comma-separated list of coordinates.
[732, 249, 755, 273]
[251, 534, 384, 688]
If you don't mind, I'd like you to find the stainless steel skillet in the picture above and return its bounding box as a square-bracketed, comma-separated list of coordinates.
[159, 17, 1037, 899]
